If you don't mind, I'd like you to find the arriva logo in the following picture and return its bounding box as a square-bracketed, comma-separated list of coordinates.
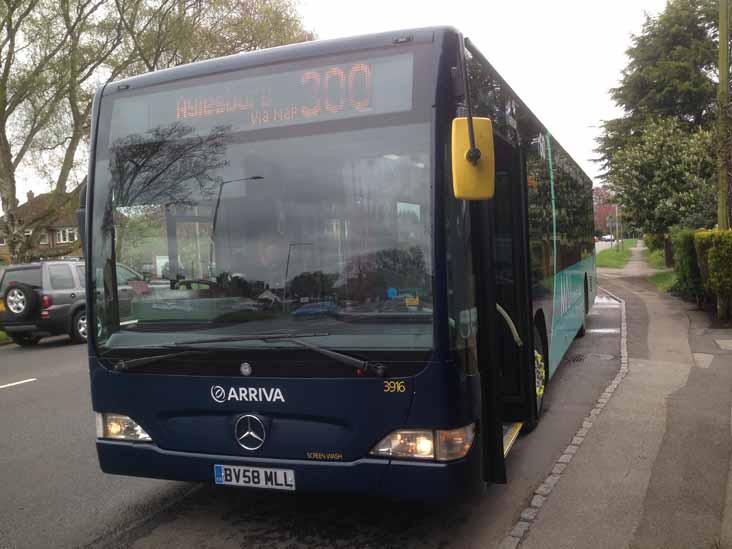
[210, 385, 285, 403]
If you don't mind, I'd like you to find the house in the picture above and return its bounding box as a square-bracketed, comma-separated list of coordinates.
[593, 185, 617, 235]
[0, 190, 81, 264]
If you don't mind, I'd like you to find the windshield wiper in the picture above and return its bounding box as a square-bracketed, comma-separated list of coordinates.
[111, 350, 211, 371]
[165, 332, 329, 346]
[287, 338, 385, 377]
[102, 333, 326, 372]
[168, 332, 386, 376]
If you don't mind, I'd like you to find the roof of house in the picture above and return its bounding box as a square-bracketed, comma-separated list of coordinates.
[1, 191, 78, 229]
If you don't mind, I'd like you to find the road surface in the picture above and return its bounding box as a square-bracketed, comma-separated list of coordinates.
[0, 300, 621, 549]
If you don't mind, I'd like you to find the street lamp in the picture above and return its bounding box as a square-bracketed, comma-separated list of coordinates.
[283, 242, 312, 311]
[208, 175, 263, 273]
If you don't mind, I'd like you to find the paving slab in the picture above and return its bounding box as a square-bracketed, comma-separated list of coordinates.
[523, 242, 732, 549]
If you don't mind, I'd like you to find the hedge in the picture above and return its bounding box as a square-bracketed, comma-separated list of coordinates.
[694, 229, 716, 294]
[693, 229, 732, 317]
[644, 233, 665, 252]
[671, 228, 702, 299]
[707, 232, 732, 302]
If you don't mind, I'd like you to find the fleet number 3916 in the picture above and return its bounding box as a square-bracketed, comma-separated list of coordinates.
[383, 380, 406, 393]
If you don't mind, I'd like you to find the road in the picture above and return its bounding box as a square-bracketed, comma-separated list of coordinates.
[0, 299, 621, 549]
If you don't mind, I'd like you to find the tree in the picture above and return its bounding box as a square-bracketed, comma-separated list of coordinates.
[607, 118, 716, 235]
[596, 0, 720, 177]
[288, 271, 338, 300]
[0, 0, 130, 263]
[113, 0, 314, 74]
[0, 0, 313, 264]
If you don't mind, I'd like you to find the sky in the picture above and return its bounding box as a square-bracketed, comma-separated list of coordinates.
[298, 0, 670, 185]
[12, 0, 668, 208]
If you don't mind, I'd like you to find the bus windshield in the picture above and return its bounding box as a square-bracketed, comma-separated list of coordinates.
[90, 50, 433, 357]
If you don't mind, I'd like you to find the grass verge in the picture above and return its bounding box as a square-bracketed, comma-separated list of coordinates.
[596, 239, 638, 268]
[649, 271, 677, 292]
[0, 330, 9, 344]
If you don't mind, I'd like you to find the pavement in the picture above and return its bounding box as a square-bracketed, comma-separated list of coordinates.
[0, 293, 622, 548]
[595, 240, 613, 254]
[521, 241, 732, 549]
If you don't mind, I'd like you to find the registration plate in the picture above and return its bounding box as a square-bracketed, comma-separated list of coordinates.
[214, 464, 296, 491]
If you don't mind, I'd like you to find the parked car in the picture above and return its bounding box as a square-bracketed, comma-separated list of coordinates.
[0, 260, 147, 346]
[0, 260, 87, 346]
[291, 301, 338, 318]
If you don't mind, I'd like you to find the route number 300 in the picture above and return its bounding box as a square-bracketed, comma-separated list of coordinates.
[383, 381, 406, 393]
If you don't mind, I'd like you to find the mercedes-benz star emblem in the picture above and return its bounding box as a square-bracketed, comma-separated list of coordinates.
[235, 414, 266, 451]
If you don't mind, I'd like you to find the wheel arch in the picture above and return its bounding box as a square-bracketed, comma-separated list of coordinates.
[67, 303, 86, 333]
[533, 308, 549, 358]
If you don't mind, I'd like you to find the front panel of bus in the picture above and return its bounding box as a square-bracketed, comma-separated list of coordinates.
[86, 29, 483, 500]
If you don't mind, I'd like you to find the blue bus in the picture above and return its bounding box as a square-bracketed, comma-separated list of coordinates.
[80, 27, 595, 501]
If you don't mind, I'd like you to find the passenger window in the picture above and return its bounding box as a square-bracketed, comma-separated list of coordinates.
[1, 267, 42, 291]
[75, 266, 86, 288]
[49, 264, 75, 290]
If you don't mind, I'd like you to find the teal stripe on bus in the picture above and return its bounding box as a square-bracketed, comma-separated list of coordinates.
[548, 254, 596, 377]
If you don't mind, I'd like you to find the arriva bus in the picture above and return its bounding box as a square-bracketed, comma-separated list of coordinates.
[79, 27, 595, 500]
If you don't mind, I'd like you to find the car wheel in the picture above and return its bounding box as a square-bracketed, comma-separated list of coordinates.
[71, 309, 88, 344]
[10, 332, 42, 347]
[4, 284, 38, 321]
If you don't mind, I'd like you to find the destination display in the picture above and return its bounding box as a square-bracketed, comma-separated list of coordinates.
[109, 53, 414, 141]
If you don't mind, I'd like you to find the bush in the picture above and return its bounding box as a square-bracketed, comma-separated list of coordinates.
[644, 233, 665, 252]
[694, 229, 715, 293]
[693, 230, 732, 317]
[671, 228, 702, 299]
[707, 231, 732, 304]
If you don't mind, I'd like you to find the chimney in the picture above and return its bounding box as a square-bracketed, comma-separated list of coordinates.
[26, 190, 34, 202]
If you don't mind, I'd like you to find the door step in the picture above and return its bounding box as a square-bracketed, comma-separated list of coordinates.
[502, 422, 523, 457]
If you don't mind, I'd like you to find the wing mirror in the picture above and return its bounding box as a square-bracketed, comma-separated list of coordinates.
[451, 117, 495, 200]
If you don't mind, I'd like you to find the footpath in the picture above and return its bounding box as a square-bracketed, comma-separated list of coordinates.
[520, 242, 732, 548]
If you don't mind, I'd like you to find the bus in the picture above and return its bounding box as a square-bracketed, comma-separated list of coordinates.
[80, 27, 596, 500]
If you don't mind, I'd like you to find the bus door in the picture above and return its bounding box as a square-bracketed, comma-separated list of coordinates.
[492, 136, 535, 432]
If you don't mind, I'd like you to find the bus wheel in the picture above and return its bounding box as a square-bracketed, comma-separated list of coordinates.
[525, 327, 547, 432]
[534, 329, 547, 416]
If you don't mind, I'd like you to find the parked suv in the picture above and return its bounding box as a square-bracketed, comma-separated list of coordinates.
[0, 261, 87, 346]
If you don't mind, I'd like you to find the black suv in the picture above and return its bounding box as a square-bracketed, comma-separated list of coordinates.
[0, 261, 87, 346]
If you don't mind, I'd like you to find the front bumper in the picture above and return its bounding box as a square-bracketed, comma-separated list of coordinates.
[96, 439, 482, 502]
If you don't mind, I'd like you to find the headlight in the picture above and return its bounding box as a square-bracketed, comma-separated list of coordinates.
[96, 413, 152, 442]
[369, 423, 475, 461]
[370, 429, 435, 460]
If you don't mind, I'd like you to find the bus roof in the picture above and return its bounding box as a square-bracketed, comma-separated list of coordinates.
[97, 25, 592, 186]
[102, 26, 455, 96]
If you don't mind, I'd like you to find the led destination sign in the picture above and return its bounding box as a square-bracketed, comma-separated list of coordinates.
[109, 53, 414, 140]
